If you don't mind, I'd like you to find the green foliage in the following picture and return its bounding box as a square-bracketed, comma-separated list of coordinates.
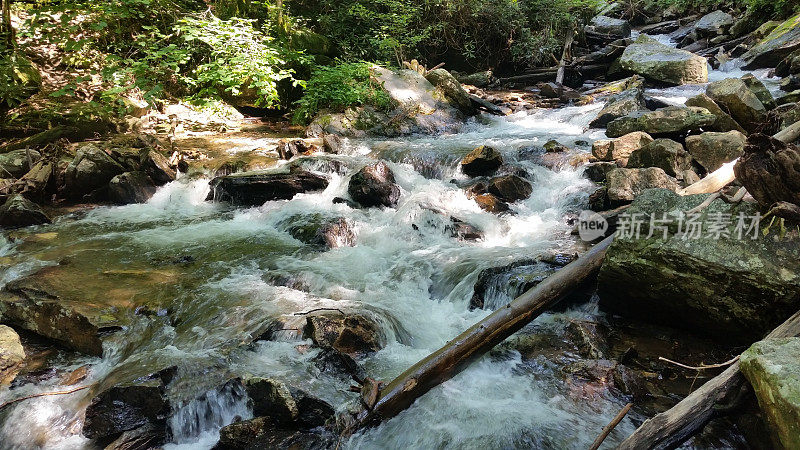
[0, 54, 41, 112]
[293, 62, 392, 124]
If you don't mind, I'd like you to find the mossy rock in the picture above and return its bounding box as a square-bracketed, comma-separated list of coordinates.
[743, 13, 800, 69]
[741, 337, 800, 449]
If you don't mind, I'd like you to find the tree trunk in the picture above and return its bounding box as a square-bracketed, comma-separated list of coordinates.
[556, 26, 575, 86]
[0, 0, 13, 55]
[353, 235, 615, 428]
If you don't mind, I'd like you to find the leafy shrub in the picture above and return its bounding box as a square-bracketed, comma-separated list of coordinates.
[0, 55, 41, 112]
[293, 62, 392, 124]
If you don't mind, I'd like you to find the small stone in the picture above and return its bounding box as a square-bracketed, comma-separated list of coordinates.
[460, 146, 503, 176]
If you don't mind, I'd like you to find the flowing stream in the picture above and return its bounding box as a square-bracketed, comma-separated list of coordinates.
[0, 40, 783, 449]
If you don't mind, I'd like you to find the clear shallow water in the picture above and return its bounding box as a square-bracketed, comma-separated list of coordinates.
[0, 36, 764, 448]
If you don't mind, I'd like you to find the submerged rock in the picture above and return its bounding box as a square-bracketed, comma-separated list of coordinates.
[460, 145, 503, 177]
[0, 194, 50, 229]
[685, 130, 746, 172]
[627, 138, 692, 178]
[208, 170, 329, 206]
[706, 78, 767, 133]
[109, 171, 157, 205]
[742, 13, 800, 68]
[592, 131, 654, 162]
[0, 325, 24, 385]
[619, 35, 708, 85]
[304, 312, 384, 355]
[740, 337, 800, 449]
[470, 259, 558, 310]
[214, 417, 333, 450]
[472, 193, 510, 214]
[487, 174, 532, 202]
[606, 106, 716, 138]
[605, 168, 679, 205]
[280, 214, 355, 249]
[347, 161, 401, 208]
[598, 189, 800, 343]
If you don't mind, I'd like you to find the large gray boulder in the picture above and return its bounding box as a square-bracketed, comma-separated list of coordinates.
[740, 338, 800, 449]
[627, 139, 692, 177]
[64, 144, 126, 199]
[589, 85, 647, 128]
[208, 170, 329, 206]
[685, 130, 746, 172]
[592, 131, 654, 161]
[742, 73, 777, 110]
[619, 35, 708, 85]
[605, 168, 679, 205]
[424, 69, 475, 115]
[685, 93, 746, 133]
[706, 78, 767, 133]
[109, 171, 157, 205]
[0, 194, 50, 229]
[743, 13, 800, 69]
[0, 149, 40, 178]
[347, 161, 401, 208]
[606, 106, 716, 138]
[588, 16, 631, 39]
[0, 325, 24, 385]
[694, 11, 734, 38]
[598, 189, 800, 343]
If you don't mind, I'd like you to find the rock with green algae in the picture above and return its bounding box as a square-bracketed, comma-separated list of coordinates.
[606, 106, 716, 138]
[740, 337, 800, 449]
[619, 35, 708, 85]
[743, 13, 800, 69]
[598, 189, 800, 343]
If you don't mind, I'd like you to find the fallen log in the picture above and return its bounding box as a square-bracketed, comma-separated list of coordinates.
[679, 121, 800, 196]
[0, 126, 78, 153]
[353, 234, 615, 428]
[618, 309, 800, 449]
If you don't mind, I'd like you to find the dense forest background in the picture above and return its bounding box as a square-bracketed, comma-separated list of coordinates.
[1, 0, 798, 129]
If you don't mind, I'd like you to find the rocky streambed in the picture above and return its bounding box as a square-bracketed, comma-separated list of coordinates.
[1, 9, 800, 449]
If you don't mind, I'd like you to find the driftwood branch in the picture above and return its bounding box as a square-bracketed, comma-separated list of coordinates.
[352, 235, 615, 429]
[0, 385, 91, 411]
[618, 309, 800, 449]
[589, 402, 633, 450]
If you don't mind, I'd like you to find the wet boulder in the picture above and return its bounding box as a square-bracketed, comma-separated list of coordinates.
[619, 35, 708, 85]
[83, 369, 173, 443]
[742, 74, 777, 110]
[685, 130, 746, 172]
[606, 106, 716, 138]
[776, 49, 800, 77]
[0, 325, 24, 385]
[322, 134, 343, 154]
[140, 150, 176, 185]
[243, 377, 299, 424]
[470, 260, 558, 310]
[0, 149, 40, 178]
[587, 16, 631, 39]
[740, 337, 800, 449]
[584, 163, 621, 183]
[742, 13, 800, 69]
[543, 140, 569, 153]
[64, 144, 126, 199]
[686, 93, 746, 133]
[109, 172, 157, 205]
[277, 139, 318, 160]
[706, 78, 767, 133]
[425, 69, 475, 115]
[347, 161, 401, 208]
[627, 138, 692, 178]
[598, 189, 800, 343]
[208, 170, 329, 206]
[460, 145, 503, 176]
[472, 193, 510, 214]
[280, 214, 355, 250]
[487, 174, 532, 202]
[734, 134, 800, 208]
[605, 168, 679, 206]
[694, 11, 734, 38]
[103, 424, 165, 450]
[0, 194, 50, 229]
[589, 85, 647, 129]
[304, 312, 384, 355]
[592, 131, 654, 162]
[214, 417, 333, 450]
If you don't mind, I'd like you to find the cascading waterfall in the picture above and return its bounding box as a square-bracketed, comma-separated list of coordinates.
[0, 38, 783, 449]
